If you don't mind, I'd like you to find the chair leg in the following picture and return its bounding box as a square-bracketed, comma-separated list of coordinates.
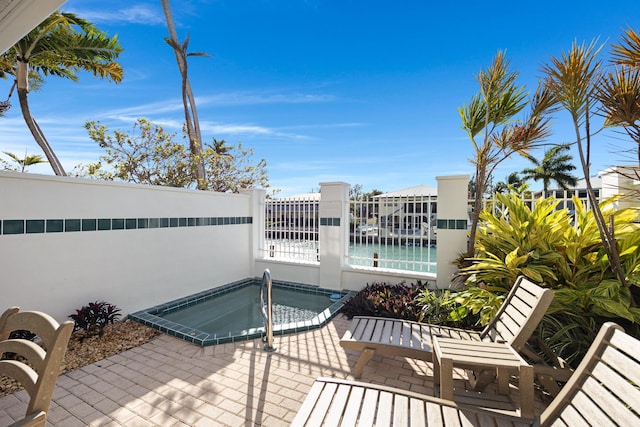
[353, 348, 376, 379]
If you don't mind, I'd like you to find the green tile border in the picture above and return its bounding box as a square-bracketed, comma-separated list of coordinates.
[129, 277, 355, 346]
[1, 216, 253, 236]
[436, 219, 468, 230]
[319, 217, 341, 226]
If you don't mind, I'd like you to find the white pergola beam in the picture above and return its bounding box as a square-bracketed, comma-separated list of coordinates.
[0, 0, 67, 53]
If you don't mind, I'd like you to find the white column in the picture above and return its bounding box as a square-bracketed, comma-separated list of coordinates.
[318, 182, 350, 290]
[241, 188, 266, 276]
[436, 175, 469, 289]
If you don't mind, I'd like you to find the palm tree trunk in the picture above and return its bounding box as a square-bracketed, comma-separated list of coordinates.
[16, 61, 66, 176]
[467, 165, 485, 256]
[573, 119, 629, 293]
[161, 0, 207, 190]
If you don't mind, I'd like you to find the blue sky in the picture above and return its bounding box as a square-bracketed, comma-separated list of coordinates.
[1, 0, 639, 196]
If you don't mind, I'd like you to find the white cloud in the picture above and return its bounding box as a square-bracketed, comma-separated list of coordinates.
[67, 5, 165, 26]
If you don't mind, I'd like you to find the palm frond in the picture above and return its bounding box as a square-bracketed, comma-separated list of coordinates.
[610, 27, 640, 68]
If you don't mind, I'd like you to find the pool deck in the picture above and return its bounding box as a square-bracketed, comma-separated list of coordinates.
[0, 316, 548, 426]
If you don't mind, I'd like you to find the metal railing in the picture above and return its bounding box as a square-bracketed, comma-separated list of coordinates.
[349, 195, 437, 273]
[264, 195, 320, 262]
[260, 269, 275, 352]
[263, 190, 601, 274]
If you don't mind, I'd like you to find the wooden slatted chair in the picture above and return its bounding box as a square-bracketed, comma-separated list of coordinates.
[341, 275, 554, 391]
[0, 307, 74, 427]
[292, 322, 640, 426]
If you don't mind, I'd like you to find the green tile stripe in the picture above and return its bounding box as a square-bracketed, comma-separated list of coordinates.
[319, 217, 341, 226]
[1, 216, 253, 235]
[436, 219, 468, 230]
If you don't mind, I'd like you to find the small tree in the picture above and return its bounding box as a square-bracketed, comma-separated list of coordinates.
[460, 51, 556, 256]
[78, 118, 269, 192]
[543, 39, 630, 290]
[80, 118, 193, 187]
[202, 140, 269, 193]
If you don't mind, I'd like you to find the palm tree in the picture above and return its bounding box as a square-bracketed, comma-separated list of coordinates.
[521, 144, 578, 192]
[543, 40, 629, 291]
[1, 151, 48, 172]
[598, 28, 640, 165]
[0, 12, 123, 176]
[210, 138, 233, 158]
[460, 51, 555, 256]
[494, 172, 526, 193]
[161, 0, 208, 190]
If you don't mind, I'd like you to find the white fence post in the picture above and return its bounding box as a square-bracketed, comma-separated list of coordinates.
[436, 175, 469, 289]
[241, 188, 266, 276]
[319, 182, 349, 290]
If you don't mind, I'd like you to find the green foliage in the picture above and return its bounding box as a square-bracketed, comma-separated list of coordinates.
[76, 118, 270, 193]
[415, 289, 477, 329]
[521, 144, 578, 191]
[79, 119, 194, 187]
[454, 192, 640, 365]
[448, 286, 507, 327]
[1, 151, 48, 172]
[535, 312, 601, 368]
[341, 282, 423, 321]
[69, 301, 121, 338]
[462, 193, 570, 288]
[202, 140, 270, 193]
[460, 50, 556, 255]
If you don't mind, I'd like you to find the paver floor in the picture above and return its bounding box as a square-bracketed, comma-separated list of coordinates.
[0, 316, 546, 426]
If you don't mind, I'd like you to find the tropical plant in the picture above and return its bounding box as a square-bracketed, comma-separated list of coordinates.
[460, 50, 556, 256]
[542, 39, 630, 291]
[460, 192, 640, 324]
[0, 12, 123, 176]
[415, 288, 476, 328]
[599, 27, 640, 165]
[341, 282, 423, 321]
[69, 301, 121, 338]
[521, 144, 578, 192]
[1, 151, 47, 172]
[161, 0, 208, 190]
[611, 26, 640, 69]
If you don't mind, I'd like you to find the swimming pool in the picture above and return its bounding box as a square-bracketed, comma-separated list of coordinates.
[129, 278, 354, 346]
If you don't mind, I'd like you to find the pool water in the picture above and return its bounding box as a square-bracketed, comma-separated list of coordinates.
[129, 278, 354, 346]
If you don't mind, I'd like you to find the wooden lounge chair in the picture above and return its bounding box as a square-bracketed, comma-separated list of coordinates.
[292, 322, 640, 426]
[0, 307, 74, 427]
[340, 275, 554, 391]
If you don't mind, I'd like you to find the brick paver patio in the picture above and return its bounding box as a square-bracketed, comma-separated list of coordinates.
[0, 316, 544, 426]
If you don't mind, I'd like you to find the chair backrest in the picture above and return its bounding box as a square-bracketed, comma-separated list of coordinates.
[480, 276, 554, 351]
[0, 306, 74, 422]
[541, 322, 640, 426]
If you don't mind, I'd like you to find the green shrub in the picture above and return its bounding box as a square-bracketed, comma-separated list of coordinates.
[69, 301, 121, 338]
[457, 192, 640, 364]
[341, 282, 423, 321]
[415, 288, 478, 329]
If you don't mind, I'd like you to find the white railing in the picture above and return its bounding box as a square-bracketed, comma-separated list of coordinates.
[349, 195, 437, 273]
[475, 189, 598, 219]
[263, 189, 600, 273]
[264, 195, 319, 262]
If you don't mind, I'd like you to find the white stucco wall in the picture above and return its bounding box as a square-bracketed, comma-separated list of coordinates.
[0, 171, 254, 322]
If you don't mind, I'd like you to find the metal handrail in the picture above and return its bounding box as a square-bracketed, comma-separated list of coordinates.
[260, 269, 276, 351]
